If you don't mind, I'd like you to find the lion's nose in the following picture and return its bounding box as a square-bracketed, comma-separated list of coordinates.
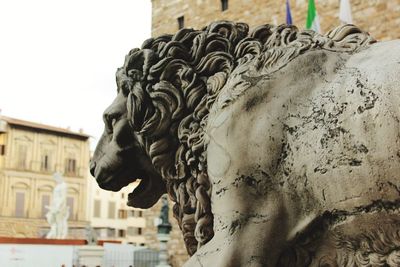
[89, 161, 96, 177]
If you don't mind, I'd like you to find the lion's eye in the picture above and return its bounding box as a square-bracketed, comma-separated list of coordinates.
[111, 118, 117, 127]
[104, 114, 120, 134]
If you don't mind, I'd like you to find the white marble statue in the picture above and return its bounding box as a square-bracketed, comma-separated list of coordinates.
[46, 172, 69, 239]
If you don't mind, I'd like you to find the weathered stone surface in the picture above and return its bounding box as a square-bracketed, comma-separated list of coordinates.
[91, 21, 400, 266]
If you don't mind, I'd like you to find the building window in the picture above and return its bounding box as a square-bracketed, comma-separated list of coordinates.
[127, 227, 142, 236]
[118, 209, 127, 219]
[221, 0, 228, 11]
[43, 155, 49, 170]
[67, 197, 75, 220]
[127, 209, 143, 217]
[0, 144, 5, 155]
[65, 158, 77, 175]
[41, 194, 50, 218]
[107, 228, 115, 238]
[41, 151, 52, 172]
[177, 16, 184, 30]
[118, 229, 126, 238]
[15, 192, 25, 217]
[17, 144, 28, 169]
[94, 199, 101, 218]
[108, 201, 116, 219]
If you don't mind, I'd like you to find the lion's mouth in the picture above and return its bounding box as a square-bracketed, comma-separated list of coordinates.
[92, 156, 165, 208]
[97, 171, 136, 192]
[129, 171, 166, 209]
[127, 177, 150, 206]
[95, 166, 157, 208]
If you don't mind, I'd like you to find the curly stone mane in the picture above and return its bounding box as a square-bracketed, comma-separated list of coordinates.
[115, 21, 374, 255]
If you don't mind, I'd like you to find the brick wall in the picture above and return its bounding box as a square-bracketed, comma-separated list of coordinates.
[152, 0, 400, 41]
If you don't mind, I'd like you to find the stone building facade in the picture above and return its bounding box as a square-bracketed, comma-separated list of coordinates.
[0, 115, 90, 238]
[87, 179, 148, 245]
[152, 0, 400, 40]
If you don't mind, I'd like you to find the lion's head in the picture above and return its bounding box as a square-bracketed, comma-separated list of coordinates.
[91, 21, 251, 254]
[90, 48, 171, 209]
[91, 21, 374, 255]
[90, 65, 167, 208]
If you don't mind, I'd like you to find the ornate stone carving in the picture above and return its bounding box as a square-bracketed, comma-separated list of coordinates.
[91, 21, 400, 266]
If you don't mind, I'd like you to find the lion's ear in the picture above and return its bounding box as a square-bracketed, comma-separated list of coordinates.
[127, 83, 152, 132]
[125, 49, 158, 133]
[126, 49, 158, 80]
[126, 82, 154, 132]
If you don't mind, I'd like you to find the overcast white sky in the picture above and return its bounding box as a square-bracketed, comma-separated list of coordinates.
[0, 0, 152, 149]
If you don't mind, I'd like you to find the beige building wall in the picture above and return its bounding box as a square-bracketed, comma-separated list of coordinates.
[152, 0, 400, 41]
[0, 115, 90, 238]
[87, 177, 148, 245]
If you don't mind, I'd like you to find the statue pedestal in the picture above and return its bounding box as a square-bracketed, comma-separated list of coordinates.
[156, 233, 171, 267]
[77, 245, 104, 267]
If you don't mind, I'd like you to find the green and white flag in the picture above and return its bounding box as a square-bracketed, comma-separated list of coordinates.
[306, 0, 321, 33]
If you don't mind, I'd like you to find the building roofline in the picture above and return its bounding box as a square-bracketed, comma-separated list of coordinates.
[0, 115, 90, 139]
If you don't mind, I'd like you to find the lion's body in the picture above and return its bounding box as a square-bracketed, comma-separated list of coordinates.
[193, 40, 400, 266]
[91, 21, 400, 266]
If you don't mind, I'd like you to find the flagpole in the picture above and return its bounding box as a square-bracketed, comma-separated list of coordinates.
[286, 0, 293, 25]
[339, 0, 353, 24]
[306, 0, 321, 33]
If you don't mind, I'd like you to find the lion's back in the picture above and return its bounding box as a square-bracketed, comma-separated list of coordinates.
[204, 40, 400, 266]
[208, 40, 400, 215]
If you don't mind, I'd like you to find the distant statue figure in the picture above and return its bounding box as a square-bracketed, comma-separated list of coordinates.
[85, 225, 98, 245]
[157, 195, 172, 235]
[46, 172, 69, 239]
[159, 196, 169, 225]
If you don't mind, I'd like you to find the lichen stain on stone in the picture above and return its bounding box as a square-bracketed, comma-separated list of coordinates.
[244, 95, 264, 112]
[314, 167, 328, 174]
[354, 144, 369, 154]
[232, 175, 260, 188]
[349, 159, 362, 166]
[229, 213, 269, 235]
[357, 90, 378, 114]
[215, 186, 228, 197]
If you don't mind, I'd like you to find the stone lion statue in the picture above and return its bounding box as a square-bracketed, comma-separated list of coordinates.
[91, 21, 400, 266]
